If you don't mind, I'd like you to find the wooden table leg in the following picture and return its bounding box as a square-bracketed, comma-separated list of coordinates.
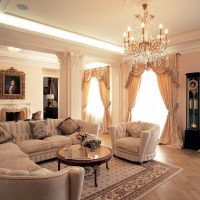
[94, 166, 98, 187]
[58, 160, 61, 171]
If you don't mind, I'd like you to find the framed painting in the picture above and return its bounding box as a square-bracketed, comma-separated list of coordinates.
[0, 67, 25, 99]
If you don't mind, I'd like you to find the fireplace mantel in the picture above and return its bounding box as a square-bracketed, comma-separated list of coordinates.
[0, 103, 31, 121]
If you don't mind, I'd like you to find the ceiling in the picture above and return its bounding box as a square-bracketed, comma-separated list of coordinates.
[0, 0, 200, 62]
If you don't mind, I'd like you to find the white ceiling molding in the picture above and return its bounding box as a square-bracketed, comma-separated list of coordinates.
[0, 45, 59, 69]
[0, 13, 123, 53]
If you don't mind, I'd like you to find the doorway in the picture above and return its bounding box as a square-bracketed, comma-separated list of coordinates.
[43, 77, 58, 119]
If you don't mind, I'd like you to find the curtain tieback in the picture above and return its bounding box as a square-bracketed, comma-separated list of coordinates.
[128, 104, 135, 112]
[168, 103, 178, 114]
[105, 102, 111, 110]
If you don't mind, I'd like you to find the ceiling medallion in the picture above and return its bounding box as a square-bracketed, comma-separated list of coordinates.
[123, 3, 168, 67]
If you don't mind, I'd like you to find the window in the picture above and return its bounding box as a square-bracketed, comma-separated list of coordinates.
[85, 77, 104, 124]
[131, 70, 167, 134]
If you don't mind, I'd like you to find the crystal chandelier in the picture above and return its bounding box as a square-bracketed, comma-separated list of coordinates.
[123, 3, 168, 67]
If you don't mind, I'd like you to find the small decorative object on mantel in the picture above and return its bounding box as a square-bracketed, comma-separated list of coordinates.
[75, 132, 89, 150]
[0, 67, 25, 99]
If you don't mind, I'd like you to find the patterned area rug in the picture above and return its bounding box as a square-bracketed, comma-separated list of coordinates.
[40, 157, 181, 200]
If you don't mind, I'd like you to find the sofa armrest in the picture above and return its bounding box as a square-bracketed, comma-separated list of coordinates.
[68, 167, 85, 200]
[0, 166, 85, 200]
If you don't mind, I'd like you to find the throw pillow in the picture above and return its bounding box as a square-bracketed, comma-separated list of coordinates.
[57, 117, 80, 135]
[0, 125, 14, 144]
[126, 121, 145, 138]
[29, 121, 51, 139]
[32, 111, 42, 120]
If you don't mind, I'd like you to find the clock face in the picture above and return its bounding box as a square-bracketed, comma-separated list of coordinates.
[188, 79, 198, 91]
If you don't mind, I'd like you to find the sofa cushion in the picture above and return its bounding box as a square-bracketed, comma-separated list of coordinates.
[16, 139, 51, 154]
[115, 137, 139, 153]
[0, 125, 14, 144]
[29, 121, 51, 139]
[30, 168, 53, 176]
[0, 142, 21, 152]
[0, 156, 40, 172]
[126, 121, 146, 138]
[44, 135, 72, 148]
[0, 143, 29, 162]
[0, 168, 30, 176]
[58, 117, 80, 135]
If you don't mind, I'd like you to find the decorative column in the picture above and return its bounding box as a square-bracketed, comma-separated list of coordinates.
[57, 52, 72, 118]
[70, 52, 83, 119]
[57, 51, 82, 119]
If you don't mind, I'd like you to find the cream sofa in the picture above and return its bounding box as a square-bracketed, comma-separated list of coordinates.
[0, 118, 99, 162]
[0, 143, 84, 200]
[109, 121, 160, 163]
[0, 118, 99, 200]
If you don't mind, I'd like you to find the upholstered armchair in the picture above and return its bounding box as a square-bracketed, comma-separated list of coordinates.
[109, 121, 160, 163]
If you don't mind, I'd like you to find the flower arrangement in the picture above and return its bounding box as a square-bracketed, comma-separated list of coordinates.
[75, 131, 88, 142]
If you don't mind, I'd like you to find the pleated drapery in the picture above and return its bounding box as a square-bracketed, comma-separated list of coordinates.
[125, 54, 183, 148]
[82, 66, 111, 132]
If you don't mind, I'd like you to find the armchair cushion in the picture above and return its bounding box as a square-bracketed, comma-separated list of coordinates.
[115, 137, 139, 153]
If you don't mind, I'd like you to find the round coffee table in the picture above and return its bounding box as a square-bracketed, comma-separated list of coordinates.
[57, 144, 112, 187]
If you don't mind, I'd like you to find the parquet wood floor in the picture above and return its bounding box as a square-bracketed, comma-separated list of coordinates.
[99, 132, 200, 200]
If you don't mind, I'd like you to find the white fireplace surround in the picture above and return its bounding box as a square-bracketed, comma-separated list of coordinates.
[0, 103, 31, 122]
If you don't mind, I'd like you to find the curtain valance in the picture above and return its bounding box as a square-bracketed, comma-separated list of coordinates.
[82, 66, 110, 89]
[125, 54, 179, 88]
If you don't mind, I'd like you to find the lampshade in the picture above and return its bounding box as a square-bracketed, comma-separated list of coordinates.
[46, 94, 54, 100]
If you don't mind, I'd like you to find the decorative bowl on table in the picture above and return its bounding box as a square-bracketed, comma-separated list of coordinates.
[84, 139, 101, 151]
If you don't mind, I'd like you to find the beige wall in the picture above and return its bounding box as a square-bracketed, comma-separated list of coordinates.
[0, 63, 43, 117]
[177, 51, 200, 136]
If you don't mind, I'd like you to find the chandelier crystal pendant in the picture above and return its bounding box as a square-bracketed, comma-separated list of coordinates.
[123, 3, 168, 67]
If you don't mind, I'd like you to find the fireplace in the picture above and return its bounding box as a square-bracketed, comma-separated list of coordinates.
[6, 111, 25, 121]
[0, 103, 31, 122]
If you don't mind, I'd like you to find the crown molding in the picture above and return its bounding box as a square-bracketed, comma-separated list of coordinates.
[168, 29, 200, 53]
[0, 45, 59, 69]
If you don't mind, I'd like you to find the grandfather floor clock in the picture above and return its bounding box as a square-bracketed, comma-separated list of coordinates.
[184, 72, 200, 150]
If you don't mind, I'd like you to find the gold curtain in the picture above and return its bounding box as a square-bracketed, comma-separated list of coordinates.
[125, 64, 145, 121]
[82, 66, 111, 131]
[156, 55, 183, 148]
[125, 54, 183, 148]
[125, 74, 142, 121]
[98, 79, 111, 132]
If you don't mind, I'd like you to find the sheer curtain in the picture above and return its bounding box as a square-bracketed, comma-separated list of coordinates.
[131, 70, 168, 134]
[82, 66, 111, 132]
[85, 77, 104, 124]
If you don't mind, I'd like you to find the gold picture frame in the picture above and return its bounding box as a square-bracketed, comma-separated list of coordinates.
[0, 67, 25, 99]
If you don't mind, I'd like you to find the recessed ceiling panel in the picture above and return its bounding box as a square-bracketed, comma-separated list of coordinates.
[2, 0, 200, 46]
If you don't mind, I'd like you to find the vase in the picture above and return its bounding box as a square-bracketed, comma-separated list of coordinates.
[79, 140, 84, 150]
